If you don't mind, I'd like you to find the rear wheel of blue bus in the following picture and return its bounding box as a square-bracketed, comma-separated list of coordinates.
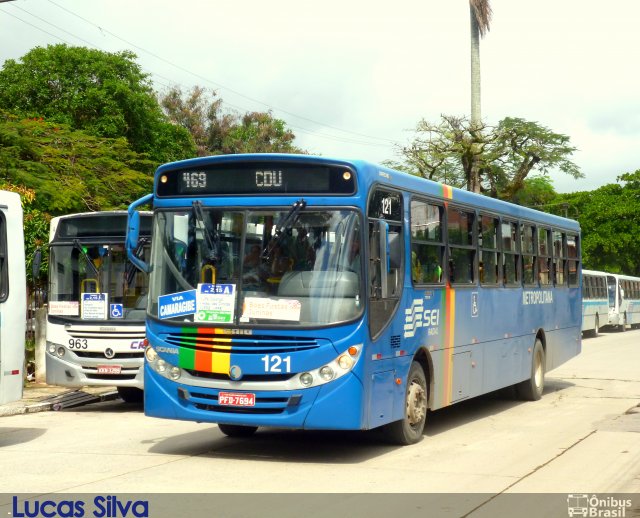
[383, 361, 427, 445]
[516, 339, 545, 401]
[218, 424, 259, 438]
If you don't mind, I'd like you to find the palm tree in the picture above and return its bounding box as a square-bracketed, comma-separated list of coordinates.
[468, 0, 492, 192]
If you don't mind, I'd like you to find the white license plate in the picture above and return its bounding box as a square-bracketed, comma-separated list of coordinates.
[96, 365, 122, 375]
[218, 391, 255, 407]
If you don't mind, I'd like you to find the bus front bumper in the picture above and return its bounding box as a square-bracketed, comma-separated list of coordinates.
[144, 364, 366, 430]
[45, 349, 144, 389]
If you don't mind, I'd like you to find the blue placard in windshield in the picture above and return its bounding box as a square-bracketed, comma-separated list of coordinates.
[158, 290, 197, 319]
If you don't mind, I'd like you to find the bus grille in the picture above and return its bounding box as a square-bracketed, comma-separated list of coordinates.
[184, 369, 293, 382]
[75, 351, 143, 359]
[162, 332, 325, 354]
[66, 326, 145, 340]
[86, 373, 137, 381]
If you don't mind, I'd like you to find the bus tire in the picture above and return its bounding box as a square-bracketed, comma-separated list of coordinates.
[218, 423, 258, 438]
[619, 315, 627, 332]
[592, 315, 600, 338]
[383, 361, 427, 445]
[516, 339, 545, 401]
[117, 386, 143, 404]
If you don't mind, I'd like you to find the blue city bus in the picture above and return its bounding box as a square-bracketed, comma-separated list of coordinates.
[126, 154, 582, 444]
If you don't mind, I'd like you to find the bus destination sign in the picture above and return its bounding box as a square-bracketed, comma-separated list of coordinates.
[156, 162, 356, 196]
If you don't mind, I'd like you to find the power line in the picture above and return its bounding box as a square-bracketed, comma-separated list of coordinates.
[0, 2, 403, 151]
[42, 0, 401, 146]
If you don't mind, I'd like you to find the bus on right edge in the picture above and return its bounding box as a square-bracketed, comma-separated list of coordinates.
[606, 273, 640, 331]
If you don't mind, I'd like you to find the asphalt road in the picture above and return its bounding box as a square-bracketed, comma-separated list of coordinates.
[0, 329, 638, 514]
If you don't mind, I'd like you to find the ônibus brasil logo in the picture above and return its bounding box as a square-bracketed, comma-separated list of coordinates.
[567, 494, 632, 517]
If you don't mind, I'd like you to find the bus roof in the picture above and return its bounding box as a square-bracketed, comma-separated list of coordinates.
[154, 153, 580, 232]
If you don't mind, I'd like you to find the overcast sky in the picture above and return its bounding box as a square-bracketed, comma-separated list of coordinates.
[1, 0, 639, 193]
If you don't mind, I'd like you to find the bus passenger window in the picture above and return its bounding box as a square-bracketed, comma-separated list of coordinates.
[521, 224, 536, 286]
[501, 220, 519, 286]
[553, 231, 566, 286]
[567, 234, 579, 287]
[537, 228, 551, 285]
[447, 207, 475, 285]
[410, 200, 444, 284]
[479, 215, 499, 285]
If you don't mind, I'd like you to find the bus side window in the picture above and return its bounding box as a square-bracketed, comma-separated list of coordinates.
[553, 230, 566, 286]
[501, 220, 519, 286]
[537, 228, 551, 285]
[447, 207, 475, 285]
[410, 199, 444, 285]
[521, 223, 536, 286]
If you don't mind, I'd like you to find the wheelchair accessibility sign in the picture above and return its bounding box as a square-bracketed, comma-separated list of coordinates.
[110, 303, 124, 319]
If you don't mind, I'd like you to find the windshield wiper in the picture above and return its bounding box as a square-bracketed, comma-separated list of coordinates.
[263, 198, 307, 261]
[192, 200, 221, 266]
[125, 237, 148, 286]
[73, 239, 100, 277]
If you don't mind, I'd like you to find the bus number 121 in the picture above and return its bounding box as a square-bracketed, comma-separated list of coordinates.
[261, 355, 291, 373]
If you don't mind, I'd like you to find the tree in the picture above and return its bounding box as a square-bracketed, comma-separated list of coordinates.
[159, 86, 306, 155]
[469, 0, 492, 193]
[0, 110, 154, 214]
[389, 115, 582, 202]
[551, 171, 640, 276]
[0, 182, 51, 283]
[0, 44, 195, 163]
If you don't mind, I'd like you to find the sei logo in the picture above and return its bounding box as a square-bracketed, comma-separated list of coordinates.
[404, 299, 441, 338]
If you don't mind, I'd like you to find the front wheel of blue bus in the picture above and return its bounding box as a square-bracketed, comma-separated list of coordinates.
[217, 424, 259, 438]
[383, 362, 427, 445]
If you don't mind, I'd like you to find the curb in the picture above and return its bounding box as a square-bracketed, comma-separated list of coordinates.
[0, 390, 120, 418]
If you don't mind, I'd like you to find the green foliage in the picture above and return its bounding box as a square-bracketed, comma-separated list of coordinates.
[390, 115, 582, 202]
[0, 182, 51, 282]
[551, 171, 640, 276]
[0, 44, 195, 163]
[159, 86, 306, 155]
[0, 110, 154, 214]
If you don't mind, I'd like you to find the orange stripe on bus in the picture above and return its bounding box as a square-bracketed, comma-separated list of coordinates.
[442, 288, 455, 406]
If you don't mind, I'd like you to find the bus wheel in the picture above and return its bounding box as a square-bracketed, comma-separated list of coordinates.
[516, 339, 545, 401]
[592, 315, 600, 338]
[218, 424, 258, 438]
[619, 315, 627, 332]
[383, 361, 427, 445]
[117, 386, 143, 404]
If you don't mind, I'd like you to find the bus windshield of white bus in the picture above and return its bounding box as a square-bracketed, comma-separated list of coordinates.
[48, 214, 151, 321]
[148, 207, 364, 327]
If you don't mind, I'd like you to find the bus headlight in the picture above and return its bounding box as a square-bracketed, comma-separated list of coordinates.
[295, 344, 362, 389]
[319, 366, 334, 381]
[145, 346, 158, 363]
[145, 345, 182, 381]
[48, 344, 56, 354]
[56, 347, 66, 358]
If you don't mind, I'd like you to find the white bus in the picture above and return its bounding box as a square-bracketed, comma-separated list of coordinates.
[581, 269, 609, 337]
[46, 211, 151, 402]
[607, 273, 640, 331]
[0, 191, 26, 405]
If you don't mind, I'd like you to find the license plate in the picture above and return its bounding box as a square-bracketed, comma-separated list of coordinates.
[96, 365, 122, 375]
[218, 391, 255, 407]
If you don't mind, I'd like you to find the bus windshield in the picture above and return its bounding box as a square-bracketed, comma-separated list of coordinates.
[149, 208, 364, 327]
[49, 242, 149, 321]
